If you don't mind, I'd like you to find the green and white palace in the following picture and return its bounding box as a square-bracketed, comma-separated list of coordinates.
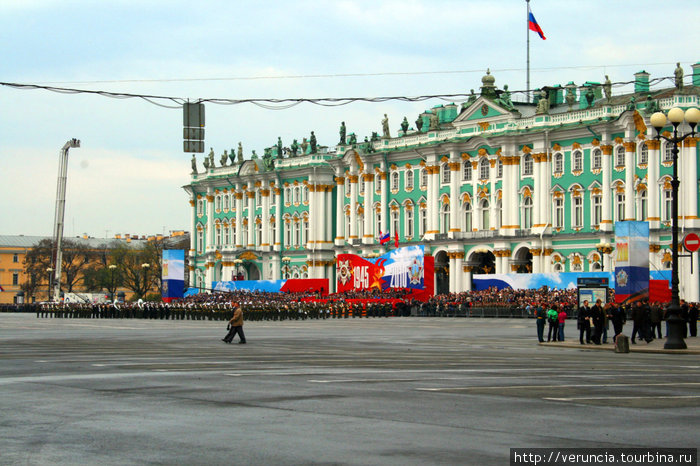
[184, 63, 700, 299]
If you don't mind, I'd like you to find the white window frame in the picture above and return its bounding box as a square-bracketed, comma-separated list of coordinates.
[522, 155, 533, 176]
[420, 168, 428, 189]
[592, 194, 602, 227]
[441, 163, 451, 184]
[639, 143, 648, 165]
[553, 153, 563, 173]
[463, 160, 472, 181]
[405, 170, 414, 190]
[572, 150, 583, 172]
[616, 192, 626, 222]
[572, 195, 583, 228]
[405, 205, 414, 238]
[480, 199, 490, 230]
[522, 196, 533, 229]
[391, 171, 399, 191]
[553, 197, 564, 228]
[615, 146, 625, 167]
[592, 148, 602, 170]
[463, 202, 472, 232]
[479, 159, 490, 180]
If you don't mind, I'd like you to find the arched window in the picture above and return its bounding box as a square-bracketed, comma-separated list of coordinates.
[391, 171, 399, 190]
[420, 168, 428, 188]
[592, 148, 602, 170]
[639, 143, 648, 165]
[615, 146, 625, 167]
[344, 178, 351, 196]
[344, 207, 351, 241]
[302, 215, 309, 246]
[293, 187, 300, 204]
[293, 216, 301, 247]
[302, 186, 309, 204]
[522, 154, 533, 176]
[638, 189, 648, 221]
[391, 209, 399, 236]
[215, 195, 221, 212]
[522, 196, 533, 229]
[255, 219, 262, 246]
[479, 158, 490, 180]
[405, 204, 414, 237]
[284, 215, 291, 247]
[197, 199, 204, 217]
[419, 205, 427, 236]
[496, 199, 502, 228]
[663, 187, 672, 222]
[592, 193, 602, 227]
[405, 170, 414, 190]
[463, 201, 472, 232]
[480, 199, 490, 230]
[215, 222, 222, 247]
[553, 153, 564, 173]
[572, 150, 583, 172]
[285, 187, 291, 203]
[616, 191, 626, 221]
[223, 195, 229, 211]
[197, 228, 204, 252]
[223, 222, 230, 246]
[497, 159, 503, 178]
[440, 202, 450, 233]
[359, 177, 365, 196]
[553, 197, 564, 228]
[463, 160, 472, 181]
[572, 196, 583, 228]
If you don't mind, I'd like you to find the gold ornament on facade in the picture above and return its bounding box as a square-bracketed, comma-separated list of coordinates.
[614, 137, 623, 144]
[489, 158, 497, 168]
[477, 122, 490, 131]
[471, 161, 479, 169]
[189, 200, 195, 206]
[601, 145, 613, 155]
[522, 145, 532, 154]
[206, 195, 214, 202]
[662, 251, 672, 264]
[449, 162, 461, 171]
[572, 142, 582, 150]
[552, 143, 562, 151]
[362, 174, 373, 182]
[478, 148, 488, 156]
[461, 152, 470, 160]
[623, 141, 636, 152]
[335, 176, 345, 185]
[529, 248, 542, 256]
[649, 244, 661, 253]
[646, 139, 660, 150]
[591, 138, 600, 146]
[348, 175, 359, 183]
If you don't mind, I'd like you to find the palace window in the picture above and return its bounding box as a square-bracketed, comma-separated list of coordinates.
[522, 154, 533, 176]
[359, 178, 365, 196]
[302, 216, 309, 246]
[232, 221, 237, 245]
[522, 196, 533, 229]
[285, 187, 291, 202]
[638, 189, 648, 221]
[496, 199, 502, 229]
[440, 202, 450, 234]
[256, 220, 263, 246]
[391, 209, 399, 237]
[344, 178, 351, 196]
[441, 163, 451, 184]
[391, 171, 399, 191]
[592, 194, 602, 227]
[616, 192, 625, 221]
[302, 186, 309, 204]
[405, 205, 414, 237]
[293, 217, 301, 247]
[572, 150, 583, 172]
[572, 196, 583, 228]
[13, 253, 18, 263]
[480, 199, 490, 230]
[553, 153, 563, 174]
[197, 199, 204, 217]
[215, 195, 221, 212]
[553, 197, 564, 228]
[463, 201, 472, 232]
[420, 168, 428, 189]
[639, 143, 648, 165]
[13, 273, 19, 286]
[419, 205, 427, 237]
[479, 158, 490, 180]
[223, 195, 229, 211]
[197, 229, 204, 253]
[663, 143, 673, 162]
[345, 208, 351, 241]
[256, 190, 262, 206]
[405, 170, 414, 190]
[223, 224, 230, 246]
[615, 146, 625, 167]
[497, 160, 503, 179]
[294, 187, 301, 204]
[663, 188, 672, 222]
[284, 218, 291, 247]
[592, 148, 602, 170]
[463, 160, 472, 181]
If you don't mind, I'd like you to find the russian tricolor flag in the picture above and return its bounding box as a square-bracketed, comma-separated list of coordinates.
[379, 231, 390, 245]
[528, 10, 546, 40]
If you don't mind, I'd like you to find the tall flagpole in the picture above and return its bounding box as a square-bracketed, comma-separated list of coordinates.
[526, 0, 530, 102]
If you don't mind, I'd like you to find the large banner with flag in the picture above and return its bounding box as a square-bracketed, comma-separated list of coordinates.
[336, 246, 424, 292]
[614, 221, 650, 303]
[162, 249, 185, 302]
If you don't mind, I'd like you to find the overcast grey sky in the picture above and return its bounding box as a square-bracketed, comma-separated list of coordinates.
[1, 0, 698, 238]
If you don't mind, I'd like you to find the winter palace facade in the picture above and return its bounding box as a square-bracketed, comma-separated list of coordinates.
[184, 63, 700, 300]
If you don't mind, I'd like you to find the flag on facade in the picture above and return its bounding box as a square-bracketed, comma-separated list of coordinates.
[528, 8, 546, 40]
[394, 231, 399, 248]
[379, 231, 390, 245]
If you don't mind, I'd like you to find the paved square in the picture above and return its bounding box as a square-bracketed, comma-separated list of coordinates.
[1, 314, 698, 465]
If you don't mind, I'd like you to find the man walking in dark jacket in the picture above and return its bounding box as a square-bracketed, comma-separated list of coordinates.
[578, 300, 592, 344]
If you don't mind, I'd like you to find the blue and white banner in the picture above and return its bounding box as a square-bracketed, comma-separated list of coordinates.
[614, 221, 649, 302]
[162, 249, 185, 301]
[473, 272, 613, 291]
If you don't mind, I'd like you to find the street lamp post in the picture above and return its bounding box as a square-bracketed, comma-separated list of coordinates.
[650, 107, 700, 350]
[596, 242, 613, 271]
[108, 264, 117, 302]
[46, 267, 53, 302]
[141, 263, 151, 299]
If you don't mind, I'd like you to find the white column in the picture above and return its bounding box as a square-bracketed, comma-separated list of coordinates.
[454, 254, 463, 293]
[601, 144, 613, 231]
[188, 196, 196, 286]
[235, 190, 243, 248]
[307, 183, 316, 249]
[624, 141, 636, 221]
[274, 187, 282, 251]
[247, 190, 255, 248]
[317, 185, 327, 246]
[489, 160, 497, 230]
[350, 175, 358, 241]
[471, 160, 479, 231]
[425, 164, 438, 239]
[261, 184, 270, 249]
[449, 153, 461, 238]
[531, 249, 542, 274]
[647, 139, 660, 229]
[683, 138, 698, 227]
[335, 176, 345, 246]
[463, 266, 472, 292]
[533, 154, 542, 228]
[501, 153, 520, 233]
[325, 185, 333, 247]
[363, 174, 374, 244]
[448, 255, 456, 293]
[380, 169, 388, 239]
[206, 190, 214, 252]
